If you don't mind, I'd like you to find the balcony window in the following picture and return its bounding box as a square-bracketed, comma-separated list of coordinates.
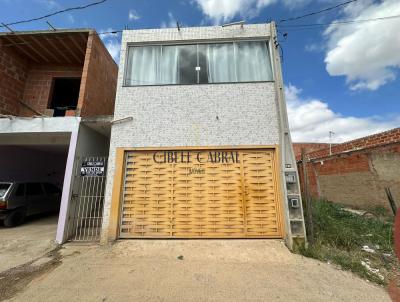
[124, 41, 273, 86]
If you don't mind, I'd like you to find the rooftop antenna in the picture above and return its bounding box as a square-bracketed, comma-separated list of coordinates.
[329, 131, 335, 156]
[46, 21, 57, 31]
[1, 22, 14, 33]
[176, 21, 181, 31]
[222, 20, 245, 29]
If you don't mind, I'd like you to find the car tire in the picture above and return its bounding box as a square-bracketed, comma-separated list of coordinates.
[4, 209, 26, 227]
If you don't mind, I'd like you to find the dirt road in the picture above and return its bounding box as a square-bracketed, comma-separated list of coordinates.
[0, 215, 58, 272]
[2, 240, 391, 302]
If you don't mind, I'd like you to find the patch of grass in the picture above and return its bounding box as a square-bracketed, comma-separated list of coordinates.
[298, 199, 398, 286]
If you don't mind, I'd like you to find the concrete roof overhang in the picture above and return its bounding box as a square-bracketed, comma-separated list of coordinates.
[0, 116, 81, 149]
[0, 29, 93, 65]
[81, 115, 112, 138]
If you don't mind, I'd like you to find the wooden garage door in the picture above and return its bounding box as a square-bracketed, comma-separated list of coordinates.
[119, 149, 283, 238]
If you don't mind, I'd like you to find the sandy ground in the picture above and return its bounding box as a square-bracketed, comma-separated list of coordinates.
[0, 214, 58, 272]
[4, 240, 391, 302]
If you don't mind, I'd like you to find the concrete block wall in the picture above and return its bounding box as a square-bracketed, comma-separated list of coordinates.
[0, 42, 29, 115]
[298, 128, 400, 210]
[79, 34, 118, 117]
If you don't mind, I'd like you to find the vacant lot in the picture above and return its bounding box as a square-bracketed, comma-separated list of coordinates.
[299, 200, 399, 286]
[3, 240, 390, 302]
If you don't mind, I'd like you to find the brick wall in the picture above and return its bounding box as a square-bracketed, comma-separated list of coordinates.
[298, 129, 400, 210]
[293, 143, 331, 161]
[306, 128, 400, 159]
[0, 42, 29, 115]
[20, 64, 82, 116]
[1, 31, 117, 118]
[79, 34, 118, 117]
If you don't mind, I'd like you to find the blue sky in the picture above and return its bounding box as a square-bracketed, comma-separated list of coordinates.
[0, 0, 399, 142]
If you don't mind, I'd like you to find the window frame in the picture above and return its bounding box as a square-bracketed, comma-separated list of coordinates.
[123, 38, 275, 87]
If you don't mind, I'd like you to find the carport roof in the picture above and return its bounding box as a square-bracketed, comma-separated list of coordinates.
[0, 28, 94, 65]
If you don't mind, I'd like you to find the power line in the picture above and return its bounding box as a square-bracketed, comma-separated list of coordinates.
[279, 14, 400, 29]
[280, 0, 358, 23]
[0, 0, 108, 28]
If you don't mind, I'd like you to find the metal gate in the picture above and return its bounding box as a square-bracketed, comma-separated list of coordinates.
[67, 156, 107, 242]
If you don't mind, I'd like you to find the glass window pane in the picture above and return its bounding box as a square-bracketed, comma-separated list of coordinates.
[176, 45, 197, 84]
[15, 184, 25, 196]
[125, 46, 162, 85]
[26, 183, 44, 196]
[202, 43, 236, 83]
[43, 183, 61, 195]
[160, 46, 179, 84]
[235, 41, 273, 82]
[197, 45, 209, 84]
[0, 183, 11, 197]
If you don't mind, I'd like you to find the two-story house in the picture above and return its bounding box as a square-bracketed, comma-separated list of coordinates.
[0, 29, 117, 243]
[100, 22, 305, 249]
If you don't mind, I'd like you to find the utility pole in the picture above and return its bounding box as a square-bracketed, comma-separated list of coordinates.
[301, 148, 314, 244]
[329, 131, 335, 156]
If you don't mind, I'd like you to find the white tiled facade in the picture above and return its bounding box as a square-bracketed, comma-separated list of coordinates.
[101, 24, 288, 241]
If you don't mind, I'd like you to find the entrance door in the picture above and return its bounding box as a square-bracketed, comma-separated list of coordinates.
[119, 149, 283, 238]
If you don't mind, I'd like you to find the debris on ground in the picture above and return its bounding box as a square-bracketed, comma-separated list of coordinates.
[362, 245, 376, 253]
[361, 260, 384, 281]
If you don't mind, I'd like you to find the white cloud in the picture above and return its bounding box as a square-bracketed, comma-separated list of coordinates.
[193, 0, 323, 24]
[35, 0, 60, 9]
[99, 27, 119, 39]
[104, 40, 121, 62]
[286, 84, 400, 142]
[324, 0, 400, 91]
[194, 0, 277, 24]
[129, 9, 140, 21]
[304, 42, 324, 53]
[281, 0, 312, 10]
[161, 12, 178, 28]
[99, 28, 121, 62]
[67, 13, 75, 24]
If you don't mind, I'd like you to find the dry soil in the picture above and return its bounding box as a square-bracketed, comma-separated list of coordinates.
[3, 240, 392, 302]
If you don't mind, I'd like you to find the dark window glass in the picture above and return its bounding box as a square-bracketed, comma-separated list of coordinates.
[43, 183, 61, 195]
[197, 44, 209, 84]
[15, 184, 25, 196]
[177, 45, 197, 84]
[26, 183, 44, 196]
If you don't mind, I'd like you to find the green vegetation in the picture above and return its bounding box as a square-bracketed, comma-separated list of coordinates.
[298, 199, 398, 285]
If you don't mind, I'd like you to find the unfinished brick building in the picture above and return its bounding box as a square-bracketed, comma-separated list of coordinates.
[297, 128, 400, 211]
[0, 29, 117, 117]
[0, 29, 117, 244]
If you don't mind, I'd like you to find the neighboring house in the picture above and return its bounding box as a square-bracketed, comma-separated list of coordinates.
[297, 128, 400, 211]
[293, 143, 331, 161]
[0, 29, 118, 243]
[101, 22, 306, 249]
